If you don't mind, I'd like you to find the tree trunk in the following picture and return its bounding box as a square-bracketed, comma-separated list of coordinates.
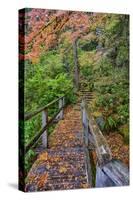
[73, 39, 79, 90]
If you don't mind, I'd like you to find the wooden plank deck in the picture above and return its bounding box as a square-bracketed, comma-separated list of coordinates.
[25, 105, 91, 191]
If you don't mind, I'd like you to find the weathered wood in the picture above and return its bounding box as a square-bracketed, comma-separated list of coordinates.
[56, 97, 64, 120]
[84, 147, 92, 187]
[81, 100, 129, 187]
[59, 98, 63, 119]
[96, 159, 129, 187]
[42, 110, 48, 148]
[62, 97, 65, 107]
[81, 101, 112, 166]
[24, 95, 65, 121]
[81, 99, 112, 166]
[81, 101, 89, 147]
[81, 101, 93, 186]
[89, 149, 96, 187]
[25, 106, 63, 154]
[88, 115, 112, 165]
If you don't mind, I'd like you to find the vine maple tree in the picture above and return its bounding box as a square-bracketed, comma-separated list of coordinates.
[19, 9, 106, 63]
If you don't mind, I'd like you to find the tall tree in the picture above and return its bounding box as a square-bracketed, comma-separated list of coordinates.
[73, 39, 79, 90]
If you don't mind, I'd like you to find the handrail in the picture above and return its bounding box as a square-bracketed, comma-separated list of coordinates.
[24, 95, 65, 121]
[24, 95, 65, 154]
[25, 106, 64, 154]
[81, 99, 129, 187]
[81, 100, 112, 166]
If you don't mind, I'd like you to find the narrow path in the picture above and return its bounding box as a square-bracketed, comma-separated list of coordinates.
[25, 104, 92, 191]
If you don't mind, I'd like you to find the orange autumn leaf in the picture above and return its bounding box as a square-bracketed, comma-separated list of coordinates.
[37, 173, 48, 188]
[26, 174, 36, 183]
[81, 183, 89, 188]
[59, 166, 67, 173]
[38, 152, 48, 161]
[19, 9, 106, 62]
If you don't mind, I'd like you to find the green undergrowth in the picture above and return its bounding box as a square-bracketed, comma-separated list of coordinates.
[24, 50, 77, 176]
[79, 14, 129, 144]
[80, 58, 129, 144]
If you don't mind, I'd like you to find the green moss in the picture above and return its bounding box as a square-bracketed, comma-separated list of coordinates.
[92, 111, 102, 118]
[119, 124, 129, 144]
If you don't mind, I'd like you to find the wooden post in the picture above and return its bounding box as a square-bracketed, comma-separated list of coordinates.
[96, 160, 129, 187]
[42, 109, 48, 148]
[62, 97, 65, 107]
[81, 101, 89, 147]
[58, 98, 64, 120]
[73, 39, 79, 91]
[55, 97, 65, 121]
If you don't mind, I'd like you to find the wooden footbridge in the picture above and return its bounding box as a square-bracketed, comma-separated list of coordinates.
[22, 90, 129, 192]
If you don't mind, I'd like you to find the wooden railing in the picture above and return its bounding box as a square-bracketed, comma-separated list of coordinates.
[81, 100, 129, 187]
[81, 100, 112, 166]
[24, 96, 65, 154]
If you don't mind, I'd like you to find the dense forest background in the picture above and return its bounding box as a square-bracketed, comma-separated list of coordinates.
[19, 9, 129, 175]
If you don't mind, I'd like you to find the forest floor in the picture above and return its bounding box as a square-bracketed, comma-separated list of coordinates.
[105, 133, 129, 167]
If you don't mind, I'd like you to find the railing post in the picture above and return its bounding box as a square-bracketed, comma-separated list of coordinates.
[62, 97, 65, 107]
[81, 100, 89, 147]
[55, 97, 65, 122]
[58, 97, 64, 120]
[42, 109, 48, 148]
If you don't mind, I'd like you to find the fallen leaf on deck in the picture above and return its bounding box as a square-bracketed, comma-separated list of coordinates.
[59, 166, 67, 173]
[37, 173, 48, 188]
[38, 152, 48, 161]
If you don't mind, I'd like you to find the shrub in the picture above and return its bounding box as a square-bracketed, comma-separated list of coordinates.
[104, 116, 117, 132]
[119, 124, 129, 144]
